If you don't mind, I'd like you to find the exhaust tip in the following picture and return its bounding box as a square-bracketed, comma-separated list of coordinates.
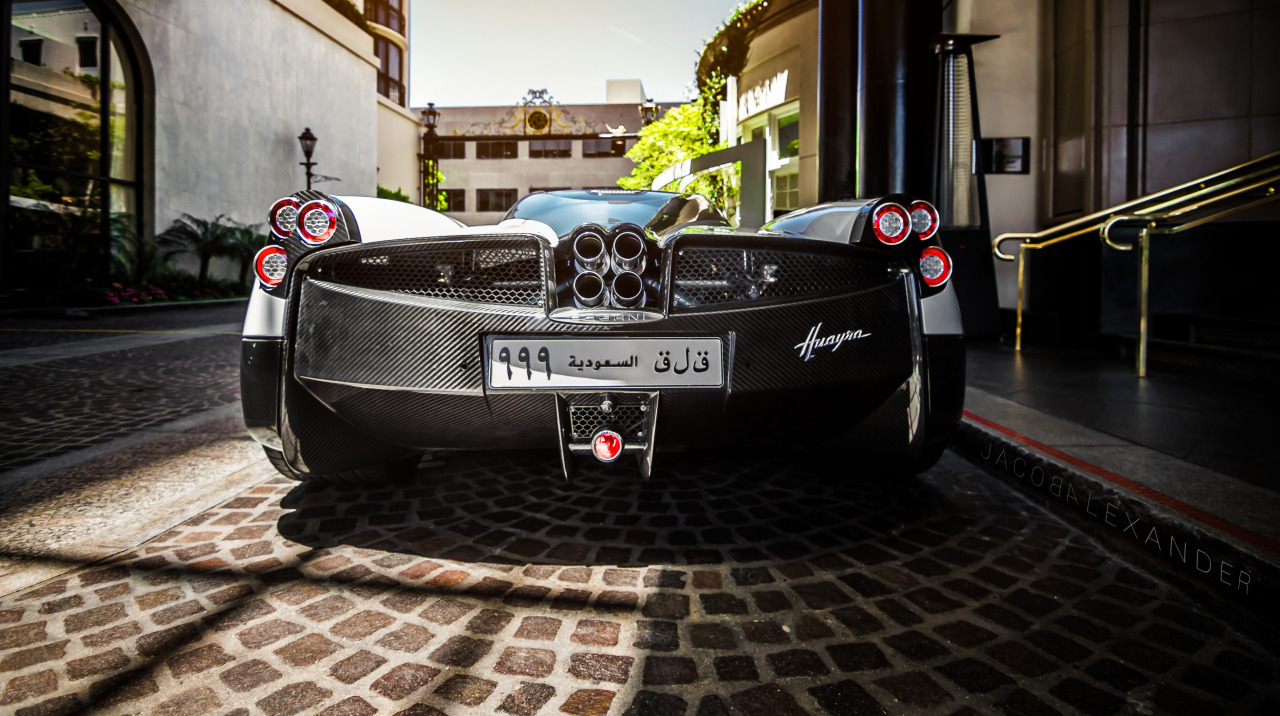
[573, 231, 608, 272]
[572, 271, 607, 308]
[610, 271, 644, 308]
[611, 231, 646, 272]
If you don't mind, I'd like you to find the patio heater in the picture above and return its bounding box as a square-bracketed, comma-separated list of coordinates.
[932, 33, 1002, 337]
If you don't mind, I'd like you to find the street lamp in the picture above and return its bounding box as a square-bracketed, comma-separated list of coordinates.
[298, 127, 318, 191]
[419, 103, 441, 209]
[639, 98, 658, 126]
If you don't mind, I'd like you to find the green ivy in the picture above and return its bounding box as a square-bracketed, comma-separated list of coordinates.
[695, 0, 770, 107]
[377, 185, 412, 203]
[617, 74, 736, 212]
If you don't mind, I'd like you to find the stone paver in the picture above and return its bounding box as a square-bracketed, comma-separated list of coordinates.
[0, 334, 240, 471]
[0, 448, 1277, 714]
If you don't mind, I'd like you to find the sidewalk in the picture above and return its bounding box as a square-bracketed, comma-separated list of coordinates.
[953, 342, 1280, 648]
[0, 305, 246, 473]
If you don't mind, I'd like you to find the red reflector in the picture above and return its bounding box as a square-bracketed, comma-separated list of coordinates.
[908, 200, 940, 239]
[592, 429, 623, 463]
[872, 203, 910, 245]
[268, 197, 301, 239]
[254, 245, 288, 287]
[919, 247, 952, 287]
[297, 200, 338, 245]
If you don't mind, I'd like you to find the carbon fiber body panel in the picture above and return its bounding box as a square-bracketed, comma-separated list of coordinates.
[289, 267, 921, 455]
[258, 209, 967, 477]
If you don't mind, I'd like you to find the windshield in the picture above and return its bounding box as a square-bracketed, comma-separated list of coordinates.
[504, 190, 726, 237]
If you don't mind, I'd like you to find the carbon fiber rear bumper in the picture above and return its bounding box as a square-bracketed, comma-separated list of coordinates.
[264, 262, 949, 473]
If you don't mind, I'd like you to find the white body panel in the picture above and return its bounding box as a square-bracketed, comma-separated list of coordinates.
[333, 195, 465, 242]
[921, 282, 963, 336]
[243, 287, 287, 338]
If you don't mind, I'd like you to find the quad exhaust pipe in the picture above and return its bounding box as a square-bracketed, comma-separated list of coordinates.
[610, 271, 644, 308]
[571, 228, 648, 309]
[572, 230, 609, 273]
[610, 230, 646, 272]
[572, 271, 607, 308]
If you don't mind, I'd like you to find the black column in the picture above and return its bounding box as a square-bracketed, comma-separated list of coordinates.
[1, 0, 11, 288]
[816, 0, 859, 202]
[856, 0, 941, 199]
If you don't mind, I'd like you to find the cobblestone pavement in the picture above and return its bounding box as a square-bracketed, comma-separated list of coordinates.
[0, 449, 1276, 716]
[0, 334, 241, 472]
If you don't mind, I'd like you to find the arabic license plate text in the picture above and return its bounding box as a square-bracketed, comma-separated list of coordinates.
[487, 337, 724, 389]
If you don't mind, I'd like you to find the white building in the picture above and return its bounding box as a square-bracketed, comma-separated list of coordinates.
[419, 83, 679, 227]
[3, 0, 402, 295]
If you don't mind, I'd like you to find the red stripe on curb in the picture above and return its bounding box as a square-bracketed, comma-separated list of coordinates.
[963, 409, 1280, 557]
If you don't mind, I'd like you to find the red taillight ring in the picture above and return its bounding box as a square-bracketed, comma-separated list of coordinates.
[297, 200, 338, 245]
[592, 429, 624, 463]
[254, 245, 289, 288]
[268, 197, 301, 239]
[872, 203, 911, 245]
[909, 200, 940, 239]
[919, 247, 952, 287]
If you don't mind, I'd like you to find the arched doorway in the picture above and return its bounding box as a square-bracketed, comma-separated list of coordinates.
[3, 0, 151, 302]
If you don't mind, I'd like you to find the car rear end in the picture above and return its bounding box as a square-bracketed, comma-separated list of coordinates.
[242, 190, 962, 480]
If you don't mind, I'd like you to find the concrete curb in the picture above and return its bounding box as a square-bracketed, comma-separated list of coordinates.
[952, 417, 1280, 652]
[0, 297, 247, 319]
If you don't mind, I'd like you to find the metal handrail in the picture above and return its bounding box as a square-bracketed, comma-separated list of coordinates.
[993, 150, 1280, 260]
[1102, 185, 1278, 376]
[991, 151, 1280, 369]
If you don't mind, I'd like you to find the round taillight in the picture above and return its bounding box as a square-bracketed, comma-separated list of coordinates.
[909, 201, 939, 239]
[268, 197, 301, 239]
[872, 203, 910, 245]
[592, 429, 623, 463]
[919, 247, 952, 287]
[254, 245, 289, 287]
[297, 200, 338, 245]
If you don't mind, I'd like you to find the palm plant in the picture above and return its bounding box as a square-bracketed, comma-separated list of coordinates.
[224, 222, 270, 289]
[108, 212, 165, 285]
[157, 214, 236, 288]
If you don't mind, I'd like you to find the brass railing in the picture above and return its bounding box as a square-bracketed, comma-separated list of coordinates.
[993, 151, 1280, 375]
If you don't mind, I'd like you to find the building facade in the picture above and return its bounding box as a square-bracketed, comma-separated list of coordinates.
[703, 0, 1279, 323]
[718, 0, 819, 219]
[366, 0, 421, 205]
[420, 84, 676, 227]
[3, 0, 387, 298]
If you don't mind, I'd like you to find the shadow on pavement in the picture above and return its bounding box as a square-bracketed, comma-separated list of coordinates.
[277, 448, 990, 569]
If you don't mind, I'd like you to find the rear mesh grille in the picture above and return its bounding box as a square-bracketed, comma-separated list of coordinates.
[568, 405, 646, 441]
[307, 240, 544, 306]
[671, 245, 893, 309]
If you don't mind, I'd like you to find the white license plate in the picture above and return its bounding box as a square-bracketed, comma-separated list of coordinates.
[487, 337, 724, 389]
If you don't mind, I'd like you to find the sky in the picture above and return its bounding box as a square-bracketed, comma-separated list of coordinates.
[408, 0, 746, 108]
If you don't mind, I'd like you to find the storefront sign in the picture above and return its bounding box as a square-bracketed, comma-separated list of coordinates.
[738, 70, 789, 118]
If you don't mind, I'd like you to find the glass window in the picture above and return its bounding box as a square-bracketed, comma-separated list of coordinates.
[18, 38, 42, 65]
[365, 0, 405, 34]
[773, 173, 799, 213]
[442, 189, 465, 212]
[7, 0, 140, 295]
[777, 113, 800, 159]
[374, 37, 404, 105]
[476, 140, 517, 159]
[529, 139, 570, 158]
[437, 142, 465, 160]
[477, 189, 518, 212]
[76, 36, 98, 69]
[582, 138, 627, 158]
